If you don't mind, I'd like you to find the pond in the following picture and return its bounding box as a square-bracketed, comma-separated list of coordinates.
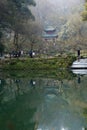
[0, 69, 87, 130]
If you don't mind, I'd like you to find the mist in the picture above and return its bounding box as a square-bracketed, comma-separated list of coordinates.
[31, 0, 85, 26]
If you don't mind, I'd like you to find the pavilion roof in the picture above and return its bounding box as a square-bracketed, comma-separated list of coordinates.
[44, 26, 56, 32]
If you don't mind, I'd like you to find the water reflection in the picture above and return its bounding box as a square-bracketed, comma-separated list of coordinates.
[71, 69, 87, 75]
[0, 70, 87, 130]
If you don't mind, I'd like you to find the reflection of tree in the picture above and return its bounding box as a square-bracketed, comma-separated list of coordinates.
[0, 79, 5, 92]
[0, 74, 87, 129]
[0, 92, 37, 130]
[0, 79, 6, 103]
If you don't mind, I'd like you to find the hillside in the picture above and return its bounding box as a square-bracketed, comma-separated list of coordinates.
[28, 0, 87, 53]
[31, 0, 84, 25]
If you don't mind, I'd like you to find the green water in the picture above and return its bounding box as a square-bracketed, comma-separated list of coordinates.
[0, 70, 87, 130]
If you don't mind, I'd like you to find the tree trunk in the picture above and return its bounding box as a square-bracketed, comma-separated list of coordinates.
[13, 31, 19, 51]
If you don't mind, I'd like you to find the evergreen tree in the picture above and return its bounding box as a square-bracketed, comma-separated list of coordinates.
[0, 32, 5, 56]
[0, 0, 36, 51]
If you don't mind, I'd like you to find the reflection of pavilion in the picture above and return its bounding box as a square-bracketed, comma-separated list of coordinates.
[36, 101, 86, 130]
[35, 85, 87, 130]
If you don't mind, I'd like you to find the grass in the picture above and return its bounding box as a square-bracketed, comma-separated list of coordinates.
[0, 55, 76, 71]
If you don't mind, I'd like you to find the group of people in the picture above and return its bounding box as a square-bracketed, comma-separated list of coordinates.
[9, 51, 21, 58]
[9, 50, 35, 58]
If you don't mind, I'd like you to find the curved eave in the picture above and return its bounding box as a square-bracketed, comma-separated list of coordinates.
[44, 26, 56, 32]
[44, 28, 56, 32]
[42, 34, 58, 39]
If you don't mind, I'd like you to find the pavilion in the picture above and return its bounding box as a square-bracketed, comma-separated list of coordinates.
[42, 25, 58, 41]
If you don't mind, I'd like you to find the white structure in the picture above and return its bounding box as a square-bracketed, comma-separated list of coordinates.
[72, 69, 87, 75]
[71, 59, 87, 69]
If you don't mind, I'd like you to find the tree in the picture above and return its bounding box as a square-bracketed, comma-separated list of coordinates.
[0, 32, 5, 56]
[82, 1, 87, 21]
[0, 0, 36, 51]
[16, 21, 43, 53]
